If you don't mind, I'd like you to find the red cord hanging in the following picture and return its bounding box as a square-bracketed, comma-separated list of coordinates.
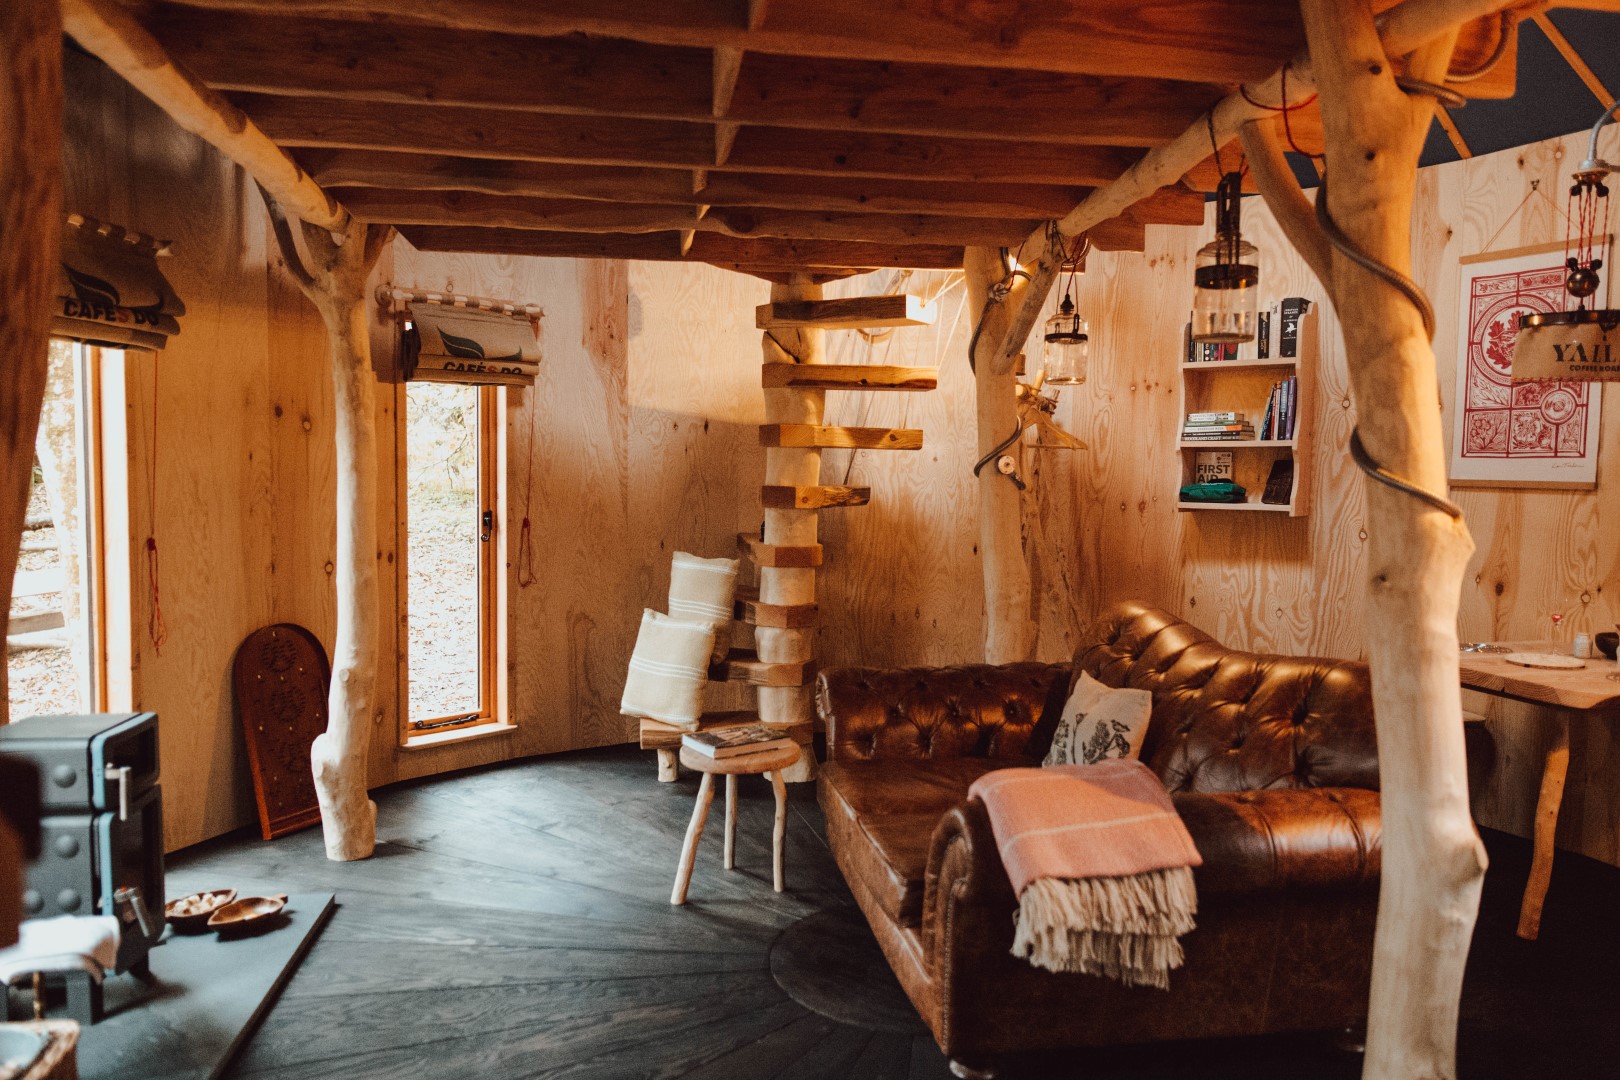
[515, 317, 540, 589]
[145, 355, 167, 655]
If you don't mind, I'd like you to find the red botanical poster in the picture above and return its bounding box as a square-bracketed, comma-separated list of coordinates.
[1451, 244, 1604, 488]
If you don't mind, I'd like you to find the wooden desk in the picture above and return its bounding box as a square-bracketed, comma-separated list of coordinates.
[1458, 643, 1620, 939]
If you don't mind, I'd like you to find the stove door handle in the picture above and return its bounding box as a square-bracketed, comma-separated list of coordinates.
[105, 764, 131, 821]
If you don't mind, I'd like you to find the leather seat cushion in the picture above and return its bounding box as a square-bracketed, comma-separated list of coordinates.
[819, 758, 1007, 926]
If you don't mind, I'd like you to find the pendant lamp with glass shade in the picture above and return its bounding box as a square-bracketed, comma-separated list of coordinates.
[1511, 99, 1620, 382]
[1191, 171, 1260, 344]
[1041, 235, 1092, 386]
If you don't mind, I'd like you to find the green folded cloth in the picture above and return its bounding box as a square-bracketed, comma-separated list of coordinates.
[1179, 481, 1247, 503]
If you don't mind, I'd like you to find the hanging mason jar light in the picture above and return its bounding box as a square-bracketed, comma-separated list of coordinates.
[1511, 99, 1620, 382]
[1191, 171, 1260, 344]
[1041, 235, 1091, 385]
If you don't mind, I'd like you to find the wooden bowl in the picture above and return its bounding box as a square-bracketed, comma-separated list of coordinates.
[165, 888, 237, 933]
[1596, 631, 1618, 661]
[207, 893, 288, 933]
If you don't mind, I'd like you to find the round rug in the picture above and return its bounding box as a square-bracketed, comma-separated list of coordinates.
[769, 908, 928, 1034]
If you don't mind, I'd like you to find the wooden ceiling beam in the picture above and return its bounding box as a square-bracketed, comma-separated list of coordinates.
[151, 9, 1223, 148]
[332, 188, 1038, 246]
[240, 94, 1141, 186]
[396, 225, 965, 269]
[300, 149, 1201, 237]
[300, 150, 1101, 219]
[145, 0, 1317, 84]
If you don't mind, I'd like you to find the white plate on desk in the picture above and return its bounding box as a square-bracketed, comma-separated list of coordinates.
[1503, 652, 1586, 670]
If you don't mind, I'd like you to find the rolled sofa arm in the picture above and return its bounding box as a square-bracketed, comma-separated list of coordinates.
[1172, 787, 1381, 896]
[816, 662, 1070, 763]
[920, 786, 1381, 969]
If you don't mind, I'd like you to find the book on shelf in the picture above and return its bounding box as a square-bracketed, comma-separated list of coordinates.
[1181, 431, 1254, 441]
[1181, 421, 1251, 433]
[1257, 376, 1299, 440]
[1257, 310, 1271, 359]
[681, 724, 796, 759]
[1279, 297, 1310, 358]
[1186, 410, 1242, 424]
[1193, 451, 1234, 483]
[1262, 458, 1295, 504]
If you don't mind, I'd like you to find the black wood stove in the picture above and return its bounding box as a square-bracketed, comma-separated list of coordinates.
[0, 713, 165, 973]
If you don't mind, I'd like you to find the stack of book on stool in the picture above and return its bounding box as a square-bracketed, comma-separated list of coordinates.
[681, 724, 796, 760]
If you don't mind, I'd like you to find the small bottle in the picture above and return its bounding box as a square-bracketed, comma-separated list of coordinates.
[1573, 633, 1592, 659]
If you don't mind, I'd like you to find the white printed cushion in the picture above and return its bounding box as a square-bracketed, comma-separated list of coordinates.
[668, 551, 740, 664]
[619, 609, 716, 730]
[1042, 671, 1153, 767]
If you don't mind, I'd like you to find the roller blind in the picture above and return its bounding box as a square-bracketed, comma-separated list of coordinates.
[53, 215, 184, 351]
[402, 303, 540, 387]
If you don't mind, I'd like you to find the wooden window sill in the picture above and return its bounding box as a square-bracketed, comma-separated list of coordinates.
[401, 721, 517, 752]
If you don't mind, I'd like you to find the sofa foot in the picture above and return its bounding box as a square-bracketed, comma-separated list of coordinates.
[1329, 1025, 1367, 1055]
[949, 1060, 997, 1079]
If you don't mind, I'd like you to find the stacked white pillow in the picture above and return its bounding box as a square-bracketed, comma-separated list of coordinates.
[619, 551, 741, 730]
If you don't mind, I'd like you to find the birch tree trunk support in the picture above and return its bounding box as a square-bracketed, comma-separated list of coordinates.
[758, 276, 822, 783]
[270, 208, 389, 861]
[0, 0, 64, 720]
[1247, 5, 1485, 1077]
[964, 247, 1038, 665]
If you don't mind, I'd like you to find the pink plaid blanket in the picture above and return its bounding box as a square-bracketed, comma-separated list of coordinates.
[968, 759, 1202, 988]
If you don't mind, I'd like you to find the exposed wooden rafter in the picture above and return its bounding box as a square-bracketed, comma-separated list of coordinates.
[234, 94, 1143, 187]
[1531, 11, 1614, 105]
[133, 0, 1327, 83]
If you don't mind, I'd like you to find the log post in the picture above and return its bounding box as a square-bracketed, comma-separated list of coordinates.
[0, 0, 63, 719]
[1254, 4, 1486, 1077]
[964, 247, 1044, 663]
[757, 275, 822, 782]
[268, 203, 390, 860]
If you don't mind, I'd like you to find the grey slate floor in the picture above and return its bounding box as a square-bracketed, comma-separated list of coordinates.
[165, 745, 1620, 1080]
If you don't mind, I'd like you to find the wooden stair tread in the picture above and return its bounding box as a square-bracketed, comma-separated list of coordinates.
[639, 711, 812, 750]
[737, 532, 823, 567]
[759, 423, 922, 450]
[734, 598, 819, 629]
[755, 294, 935, 330]
[761, 364, 937, 392]
[708, 649, 816, 688]
[761, 484, 870, 509]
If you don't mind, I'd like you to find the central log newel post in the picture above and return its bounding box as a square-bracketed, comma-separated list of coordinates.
[268, 202, 390, 861]
[1246, 3, 1490, 1076]
[756, 276, 825, 783]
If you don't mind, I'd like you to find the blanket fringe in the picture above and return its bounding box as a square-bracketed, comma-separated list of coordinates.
[1011, 867, 1198, 990]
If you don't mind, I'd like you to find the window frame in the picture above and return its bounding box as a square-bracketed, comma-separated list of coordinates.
[393, 380, 506, 747]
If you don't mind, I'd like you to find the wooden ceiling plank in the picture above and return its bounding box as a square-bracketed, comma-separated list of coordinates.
[241, 94, 1141, 186]
[155, 8, 1227, 148]
[299, 149, 1095, 219]
[147, 0, 1317, 83]
[397, 225, 965, 269]
[333, 187, 1034, 246]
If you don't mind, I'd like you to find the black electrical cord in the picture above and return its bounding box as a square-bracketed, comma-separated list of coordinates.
[1312, 83, 1464, 519]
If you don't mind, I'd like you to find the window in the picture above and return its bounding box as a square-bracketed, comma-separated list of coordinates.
[397, 381, 500, 740]
[8, 339, 109, 718]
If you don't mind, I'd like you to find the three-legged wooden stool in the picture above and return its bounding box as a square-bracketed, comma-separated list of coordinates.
[670, 743, 801, 905]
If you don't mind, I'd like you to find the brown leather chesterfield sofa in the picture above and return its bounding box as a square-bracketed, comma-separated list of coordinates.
[815, 601, 1382, 1077]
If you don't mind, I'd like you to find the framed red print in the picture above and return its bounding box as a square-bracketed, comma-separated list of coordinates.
[1451, 240, 1608, 489]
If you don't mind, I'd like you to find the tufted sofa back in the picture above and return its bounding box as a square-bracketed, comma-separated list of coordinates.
[1076, 601, 1379, 793]
[817, 662, 1071, 764]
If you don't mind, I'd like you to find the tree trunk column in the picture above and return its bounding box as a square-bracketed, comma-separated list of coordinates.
[758, 276, 822, 783]
[1297, 3, 1488, 1076]
[964, 248, 1037, 664]
[0, 0, 64, 719]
